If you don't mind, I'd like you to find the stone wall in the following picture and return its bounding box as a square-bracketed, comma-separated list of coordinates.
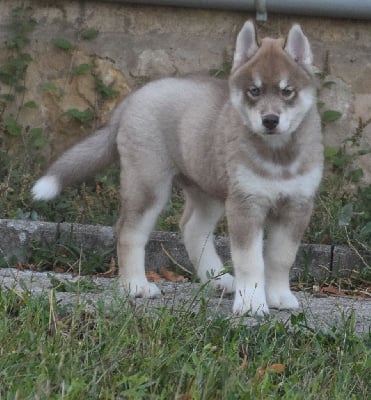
[0, 0, 370, 183]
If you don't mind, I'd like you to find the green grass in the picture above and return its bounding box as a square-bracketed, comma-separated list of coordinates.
[0, 287, 369, 399]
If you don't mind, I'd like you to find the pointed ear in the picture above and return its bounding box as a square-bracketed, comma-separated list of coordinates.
[285, 24, 313, 65]
[232, 21, 259, 72]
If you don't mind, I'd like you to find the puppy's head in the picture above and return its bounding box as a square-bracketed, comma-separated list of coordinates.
[229, 21, 317, 146]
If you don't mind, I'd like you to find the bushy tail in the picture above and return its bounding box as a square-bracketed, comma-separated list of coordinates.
[32, 123, 119, 201]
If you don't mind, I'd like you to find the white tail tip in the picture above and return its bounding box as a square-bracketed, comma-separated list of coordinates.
[32, 175, 61, 201]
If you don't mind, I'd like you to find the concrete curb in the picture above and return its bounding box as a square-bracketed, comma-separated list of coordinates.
[0, 219, 368, 279]
[1, 219, 370, 335]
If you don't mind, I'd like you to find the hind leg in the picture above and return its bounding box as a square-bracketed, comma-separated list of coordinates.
[117, 175, 172, 298]
[180, 188, 235, 292]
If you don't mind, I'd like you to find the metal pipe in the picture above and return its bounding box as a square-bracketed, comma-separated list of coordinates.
[95, 0, 371, 20]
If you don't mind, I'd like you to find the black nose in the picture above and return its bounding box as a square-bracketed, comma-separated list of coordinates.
[262, 114, 279, 131]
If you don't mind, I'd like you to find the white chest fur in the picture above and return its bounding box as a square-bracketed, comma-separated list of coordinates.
[234, 164, 323, 203]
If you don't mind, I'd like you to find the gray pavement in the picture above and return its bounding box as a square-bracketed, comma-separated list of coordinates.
[1, 267, 370, 335]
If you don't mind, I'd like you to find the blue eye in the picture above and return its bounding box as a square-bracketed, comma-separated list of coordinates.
[248, 86, 261, 98]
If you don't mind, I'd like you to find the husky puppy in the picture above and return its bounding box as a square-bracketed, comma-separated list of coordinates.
[32, 21, 323, 316]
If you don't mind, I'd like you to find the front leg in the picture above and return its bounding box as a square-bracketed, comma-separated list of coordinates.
[226, 196, 268, 316]
[265, 199, 314, 309]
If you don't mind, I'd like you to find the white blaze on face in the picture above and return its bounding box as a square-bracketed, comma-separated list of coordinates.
[252, 74, 262, 89]
[279, 79, 288, 90]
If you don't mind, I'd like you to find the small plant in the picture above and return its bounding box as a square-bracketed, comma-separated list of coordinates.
[322, 109, 342, 124]
[0, 6, 47, 167]
[5, 6, 37, 50]
[48, 274, 102, 292]
[0, 7, 35, 97]
[95, 78, 118, 100]
[80, 28, 99, 40]
[64, 108, 96, 124]
[3, 114, 22, 136]
[0, 7, 123, 230]
[209, 62, 232, 79]
[304, 76, 371, 259]
[71, 63, 92, 76]
[321, 132, 371, 249]
[0, 53, 32, 93]
[40, 81, 64, 98]
[53, 38, 75, 51]
[23, 100, 38, 109]
[27, 240, 115, 275]
[40, 81, 57, 93]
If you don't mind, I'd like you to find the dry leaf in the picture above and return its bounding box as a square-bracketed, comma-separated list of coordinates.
[83, 192, 94, 207]
[177, 392, 192, 400]
[267, 363, 285, 373]
[348, 289, 371, 298]
[96, 257, 117, 277]
[321, 285, 339, 295]
[108, 256, 117, 275]
[146, 271, 165, 282]
[15, 262, 25, 271]
[54, 266, 67, 273]
[312, 284, 320, 293]
[320, 234, 330, 244]
[239, 354, 248, 370]
[160, 267, 186, 282]
[256, 367, 266, 380]
[256, 363, 285, 380]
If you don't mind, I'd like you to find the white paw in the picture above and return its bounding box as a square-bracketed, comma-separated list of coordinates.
[232, 285, 269, 316]
[209, 273, 235, 293]
[267, 289, 299, 310]
[121, 279, 161, 298]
